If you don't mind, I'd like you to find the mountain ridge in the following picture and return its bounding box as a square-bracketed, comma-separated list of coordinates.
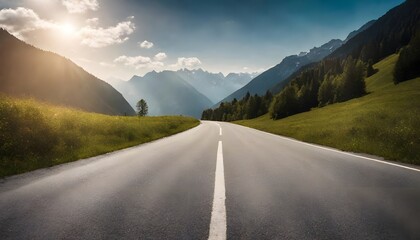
[0, 29, 135, 116]
[106, 68, 257, 104]
[174, 68, 257, 103]
[206, 0, 420, 123]
[214, 39, 343, 106]
[215, 19, 377, 107]
[329, 0, 419, 62]
[111, 70, 213, 118]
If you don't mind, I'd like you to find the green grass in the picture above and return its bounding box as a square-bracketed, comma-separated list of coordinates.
[235, 54, 420, 165]
[0, 97, 199, 177]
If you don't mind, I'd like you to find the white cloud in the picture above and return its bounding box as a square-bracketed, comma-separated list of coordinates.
[154, 52, 167, 61]
[139, 40, 153, 49]
[114, 55, 163, 69]
[148, 61, 164, 67]
[0, 7, 58, 39]
[114, 55, 151, 66]
[62, 0, 99, 13]
[171, 57, 202, 69]
[78, 20, 135, 48]
[85, 17, 99, 26]
[0, 8, 135, 48]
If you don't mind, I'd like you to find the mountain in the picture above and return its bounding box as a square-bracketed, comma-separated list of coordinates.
[271, 0, 420, 95]
[267, 0, 420, 118]
[111, 71, 213, 118]
[267, 20, 376, 94]
[0, 29, 135, 116]
[344, 20, 376, 43]
[205, 1, 420, 122]
[175, 69, 256, 103]
[329, 0, 419, 63]
[215, 39, 342, 106]
[216, 20, 377, 106]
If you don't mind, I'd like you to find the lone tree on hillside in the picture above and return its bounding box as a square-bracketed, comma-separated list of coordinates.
[136, 99, 148, 116]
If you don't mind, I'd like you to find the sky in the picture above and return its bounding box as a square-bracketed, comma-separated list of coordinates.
[0, 0, 404, 81]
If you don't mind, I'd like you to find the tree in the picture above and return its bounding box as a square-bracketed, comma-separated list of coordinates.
[232, 98, 238, 105]
[245, 95, 258, 119]
[269, 86, 298, 119]
[263, 90, 273, 111]
[394, 30, 420, 84]
[317, 73, 335, 106]
[244, 91, 251, 101]
[136, 99, 148, 116]
[366, 59, 377, 77]
[335, 57, 366, 102]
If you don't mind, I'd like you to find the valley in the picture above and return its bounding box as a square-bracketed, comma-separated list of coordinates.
[0, 1, 419, 239]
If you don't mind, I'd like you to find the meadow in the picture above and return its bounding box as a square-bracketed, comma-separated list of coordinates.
[236, 54, 420, 165]
[0, 98, 199, 177]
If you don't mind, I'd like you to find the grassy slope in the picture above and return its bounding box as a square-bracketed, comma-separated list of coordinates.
[0, 97, 199, 177]
[236, 54, 420, 164]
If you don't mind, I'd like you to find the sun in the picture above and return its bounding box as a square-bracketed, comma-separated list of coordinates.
[60, 22, 76, 36]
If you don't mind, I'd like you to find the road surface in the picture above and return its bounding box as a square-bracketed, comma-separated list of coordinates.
[1, 121, 419, 239]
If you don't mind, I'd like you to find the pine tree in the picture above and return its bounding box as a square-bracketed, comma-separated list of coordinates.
[394, 31, 420, 84]
[136, 99, 148, 116]
[269, 86, 298, 119]
[335, 57, 366, 102]
[318, 74, 334, 106]
[366, 59, 377, 77]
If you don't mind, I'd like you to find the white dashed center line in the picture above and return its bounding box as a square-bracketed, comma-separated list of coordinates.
[208, 140, 227, 240]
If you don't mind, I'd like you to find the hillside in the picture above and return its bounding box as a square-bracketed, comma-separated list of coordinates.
[268, 20, 376, 94]
[0, 29, 135, 116]
[267, 0, 420, 121]
[111, 71, 213, 118]
[206, 1, 420, 123]
[0, 95, 199, 177]
[216, 20, 376, 107]
[216, 39, 343, 106]
[236, 54, 420, 164]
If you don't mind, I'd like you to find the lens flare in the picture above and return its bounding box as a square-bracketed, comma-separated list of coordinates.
[60, 22, 76, 36]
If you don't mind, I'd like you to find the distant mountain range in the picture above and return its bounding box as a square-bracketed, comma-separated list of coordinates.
[175, 69, 256, 103]
[216, 20, 376, 106]
[108, 69, 256, 117]
[0, 29, 135, 116]
[110, 71, 213, 118]
[0, 26, 256, 119]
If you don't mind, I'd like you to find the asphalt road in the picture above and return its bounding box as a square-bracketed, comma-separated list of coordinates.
[1, 121, 419, 239]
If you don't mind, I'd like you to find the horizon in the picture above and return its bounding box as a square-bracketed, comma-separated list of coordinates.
[112, 67, 263, 81]
[1, 1, 420, 239]
[0, 0, 404, 81]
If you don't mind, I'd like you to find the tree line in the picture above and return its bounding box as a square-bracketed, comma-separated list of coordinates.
[202, 56, 368, 121]
[201, 91, 273, 121]
[150, 6, 420, 122]
[202, 19, 420, 122]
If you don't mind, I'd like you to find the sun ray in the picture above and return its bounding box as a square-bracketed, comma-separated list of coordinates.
[60, 22, 76, 36]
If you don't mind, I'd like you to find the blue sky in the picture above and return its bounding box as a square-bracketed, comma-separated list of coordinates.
[0, 0, 404, 80]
